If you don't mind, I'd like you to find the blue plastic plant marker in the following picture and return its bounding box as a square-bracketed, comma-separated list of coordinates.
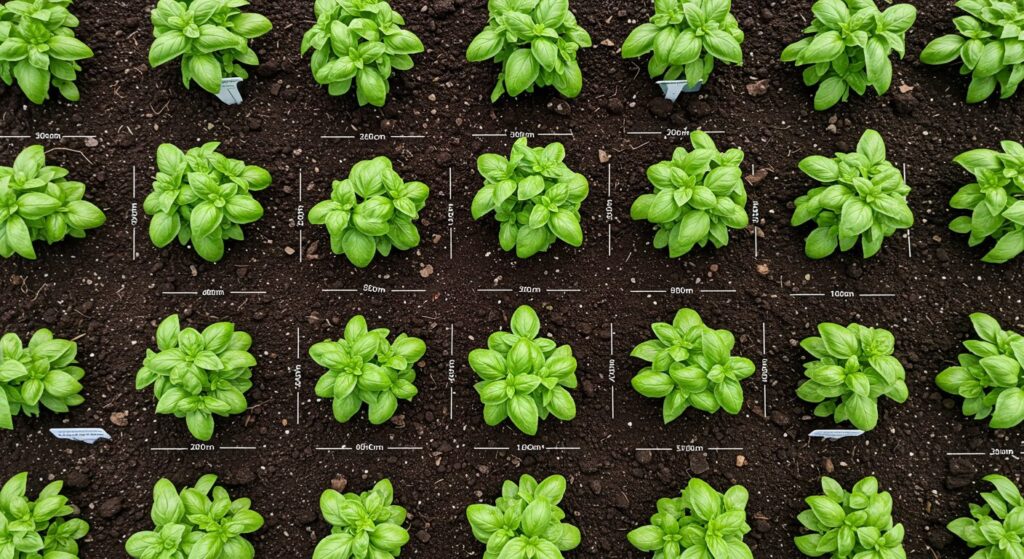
[50, 428, 112, 444]
[809, 429, 865, 441]
[658, 80, 702, 102]
[216, 78, 244, 105]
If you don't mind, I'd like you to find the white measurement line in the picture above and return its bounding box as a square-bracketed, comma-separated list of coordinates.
[627, 131, 663, 136]
[322, 288, 359, 293]
[220, 446, 257, 450]
[478, 288, 513, 292]
[0, 135, 30, 139]
[610, 323, 615, 355]
[298, 168, 304, 262]
[636, 447, 674, 452]
[315, 447, 349, 451]
[859, 293, 896, 298]
[946, 452, 986, 456]
[536, 131, 574, 137]
[448, 167, 454, 260]
[761, 322, 767, 354]
[475, 447, 510, 451]
[131, 165, 137, 261]
[62, 135, 96, 139]
[547, 447, 580, 451]
[295, 392, 300, 425]
[546, 288, 580, 293]
[392, 289, 427, 293]
[607, 164, 613, 256]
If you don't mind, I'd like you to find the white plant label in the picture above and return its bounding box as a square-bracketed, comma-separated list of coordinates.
[50, 428, 111, 444]
[658, 80, 702, 102]
[809, 429, 865, 441]
[215, 77, 244, 105]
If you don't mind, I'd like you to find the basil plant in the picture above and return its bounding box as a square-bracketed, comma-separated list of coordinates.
[795, 477, 906, 559]
[0, 0, 94, 103]
[630, 131, 748, 257]
[792, 130, 913, 259]
[471, 138, 589, 258]
[0, 144, 106, 260]
[936, 313, 1024, 429]
[466, 474, 581, 559]
[136, 314, 257, 441]
[622, 0, 744, 85]
[314, 479, 409, 559]
[781, 0, 916, 110]
[628, 478, 752, 559]
[146, 142, 271, 262]
[0, 329, 85, 430]
[631, 308, 755, 423]
[796, 323, 908, 432]
[309, 156, 429, 268]
[301, 0, 424, 107]
[466, 0, 592, 101]
[921, 0, 1024, 103]
[948, 474, 1024, 558]
[310, 315, 425, 425]
[949, 141, 1024, 263]
[149, 0, 272, 94]
[126, 474, 264, 559]
[0, 472, 90, 559]
[469, 305, 578, 436]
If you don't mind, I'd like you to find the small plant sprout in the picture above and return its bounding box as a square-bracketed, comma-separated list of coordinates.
[631, 308, 755, 423]
[0, 329, 85, 430]
[948, 474, 1024, 557]
[936, 313, 1024, 429]
[469, 305, 578, 436]
[472, 138, 589, 258]
[795, 477, 907, 558]
[630, 131, 748, 257]
[313, 479, 410, 559]
[0, 472, 90, 559]
[948, 141, 1024, 263]
[628, 478, 753, 559]
[466, 474, 581, 559]
[791, 130, 913, 259]
[796, 323, 908, 432]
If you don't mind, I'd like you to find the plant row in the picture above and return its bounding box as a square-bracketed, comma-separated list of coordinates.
[3, 470, 1023, 559]
[5, 130, 1024, 264]
[3, 0, 1021, 107]
[4, 307, 1022, 440]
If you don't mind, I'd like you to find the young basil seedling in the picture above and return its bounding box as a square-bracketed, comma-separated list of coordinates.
[145, 142, 271, 262]
[149, 0, 273, 94]
[622, 0, 744, 85]
[628, 478, 752, 559]
[466, 0, 592, 101]
[795, 477, 907, 558]
[0, 472, 90, 558]
[781, 0, 916, 110]
[467, 474, 581, 559]
[136, 314, 257, 441]
[791, 129, 913, 259]
[469, 305, 578, 435]
[313, 479, 410, 559]
[630, 131, 748, 257]
[796, 323, 908, 432]
[472, 138, 589, 258]
[0, 145, 106, 260]
[631, 308, 754, 423]
[948, 142, 1024, 263]
[0, 0, 93, 104]
[126, 474, 264, 559]
[310, 315, 425, 425]
[948, 474, 1024, 557]
[0, 329, 85, 430]
[301, 0, 424, 106]
[936, 313, 1024, 429]
[308, 156, 430, 268]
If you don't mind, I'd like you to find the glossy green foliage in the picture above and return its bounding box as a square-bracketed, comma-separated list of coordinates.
[948, 475, 1024, 558]
[949, 141, 1024, 263]
[313, 480, 409, 559]
[0, 0, 93, 103]
[0, 329, 84, 430]
[795, 477, 906, 559]
[0, 472, 89, 559]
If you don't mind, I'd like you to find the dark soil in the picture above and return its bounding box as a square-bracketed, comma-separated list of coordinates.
[1, 0, 1022, 557]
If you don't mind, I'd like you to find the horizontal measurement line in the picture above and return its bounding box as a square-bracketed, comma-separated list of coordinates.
[0, 135, 30, 138]
[536, 132, 574, 136]
[630, 290, 667, 293]
[220, 446, 257, 450]
[546, 447, 581, 450]
[477, 288, 513, 292]
[62, 135, 96, 139]
[636, 447, 674, 452]
[547, 289, 580, 292]
[627, 131, 664, 135]
[946, 452, 986, 456]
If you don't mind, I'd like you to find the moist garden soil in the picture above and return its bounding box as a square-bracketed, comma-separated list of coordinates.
[2, 0, 1023, 557]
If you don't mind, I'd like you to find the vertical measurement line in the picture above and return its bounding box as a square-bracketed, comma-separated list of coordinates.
[449, 323, 455, 420]
[295, 326, 301, 425]
[610, 322, 616, 419]
[752, 165, 758, 259]
[607, 164, 613, 257]
[131, 166, 137, 260]
[762, 322, 768, 416]
[448, 167, 454, 260]
[298, 169, 304, 263]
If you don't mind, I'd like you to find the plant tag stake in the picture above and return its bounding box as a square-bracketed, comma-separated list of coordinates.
[215, 77, 244, 105]
[658, 80, 702, 102]
[50, 428, 111, 444]
[809, 429, 865, 441]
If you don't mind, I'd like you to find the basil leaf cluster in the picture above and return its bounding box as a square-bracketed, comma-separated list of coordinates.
[467, 0, 591, 101]
[796, 323, 908, 432]
[795, 477, 906, 559]
[949, 141, 1024, 263]
[126, 475, 264, 559]
[936, 313, 1024, 429]
[310, 315, 425, 425]
[149, 0, 272, 94]
[0, 329, 84, 430]
[622, 0, 744, 84]
[314, 479, 410, 559]
[629, 479, 752, 559]
[781, 0, 916, 110]
[469, 305, 577, 436]
[630, 131, 748, 258]
[0, 0, 93, 104]
[472, 138, 589, 258]
[0, 472, 90, 558]
[301, 0, 424, 107]
[0, 145, 105, 260]
[146, 142, 271, 262]
[792, 130, 913, 259]
[948, 474, 1024, 557]
[309, 156, 429, 268]
[921, 1, 1024, 103]
[136, 315, 257, 441]
[466, 474, 581, 559]
[631, 308, 754, 423]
